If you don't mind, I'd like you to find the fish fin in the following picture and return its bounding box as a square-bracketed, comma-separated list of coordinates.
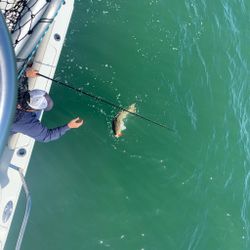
[121, 124, 126, 130]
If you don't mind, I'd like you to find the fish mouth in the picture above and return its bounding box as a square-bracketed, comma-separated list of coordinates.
[115, 132, 123, 138]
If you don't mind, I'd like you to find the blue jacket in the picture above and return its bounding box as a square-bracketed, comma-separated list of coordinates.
[11, 109, 71, 142]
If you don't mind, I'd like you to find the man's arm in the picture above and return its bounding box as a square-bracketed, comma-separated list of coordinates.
[32, 123, 71, 143]
[33, 117, 84, 142]
[14, 116, 83, 143]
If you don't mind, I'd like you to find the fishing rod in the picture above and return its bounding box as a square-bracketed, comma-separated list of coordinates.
[37, 72, 174, 131]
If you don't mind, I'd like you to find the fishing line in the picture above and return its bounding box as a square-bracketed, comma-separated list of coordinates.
[37, 73, 174, 131]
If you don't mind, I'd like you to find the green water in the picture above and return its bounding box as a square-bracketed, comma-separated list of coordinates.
[7, 0, 250, 249]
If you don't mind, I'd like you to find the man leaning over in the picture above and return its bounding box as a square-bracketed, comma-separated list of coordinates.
[10, 68, 84, 142]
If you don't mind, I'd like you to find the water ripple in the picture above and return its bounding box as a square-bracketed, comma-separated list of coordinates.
[241, 170, 250, 246]
[229, 45, 250, 246]
[195, 43, 209, 88]
[184, 209, 208, 250]
[185, 92, 197, 130]
[222, 1, 239, 35]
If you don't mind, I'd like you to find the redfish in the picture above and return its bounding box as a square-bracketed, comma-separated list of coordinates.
[112, 103, 136, 138]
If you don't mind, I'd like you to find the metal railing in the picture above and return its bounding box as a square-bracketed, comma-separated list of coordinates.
[0, 12, 17, 157]
[10, 164, 32, 250]
[15, 167, 32, 250]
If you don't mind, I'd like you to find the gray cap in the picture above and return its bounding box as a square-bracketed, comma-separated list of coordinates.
[27, 89, 54, 111]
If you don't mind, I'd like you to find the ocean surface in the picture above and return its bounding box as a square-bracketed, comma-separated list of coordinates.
[6, 0, 250, 249]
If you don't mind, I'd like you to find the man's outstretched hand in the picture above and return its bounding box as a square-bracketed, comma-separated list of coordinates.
[68, 117, 84, 128]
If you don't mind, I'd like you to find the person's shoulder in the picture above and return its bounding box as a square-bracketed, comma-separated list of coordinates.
[15, 110, 38, 123]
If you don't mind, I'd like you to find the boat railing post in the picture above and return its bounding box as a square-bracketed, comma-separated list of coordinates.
[10, 165, 32, 250]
